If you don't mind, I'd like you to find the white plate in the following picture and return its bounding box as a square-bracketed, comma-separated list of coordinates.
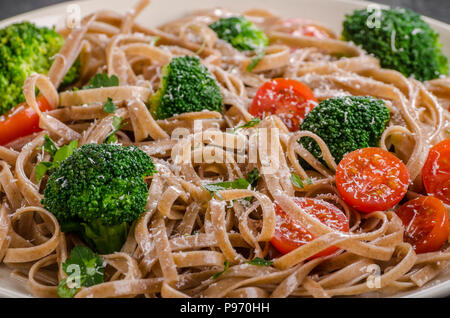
[0, 0, 449, 298]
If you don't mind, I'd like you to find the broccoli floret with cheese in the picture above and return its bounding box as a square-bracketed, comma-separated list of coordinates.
[299, 96, 390, 164]
[209, 16, 268, 51]
[0, 22, 80, 115]
[42, 144, 156, 254]
[342, 7, 448, 81]
[149, 55, 223, 119]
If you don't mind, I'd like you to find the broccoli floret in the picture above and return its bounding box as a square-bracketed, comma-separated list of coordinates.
[209, 16, 268, 51]
[299, 96, 390, 164]
[0, 22, 81, 115]
[42, 143, 157, 254]
[150, 56, 223, 119]
[61, 58, 81, 87]
[342, 7, 448, 81]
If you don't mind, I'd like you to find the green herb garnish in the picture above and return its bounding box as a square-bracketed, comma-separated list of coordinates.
[212, 260, 230, 279]
[41, 134, 59, 156]
[246, 50, 266, 72]
[102, 97, 116, 114]
[104, 116, 123, 144]
[246, 257, 273, 266]
[35, 162, 53, 183]
[203, 178, 250, 193]
[82, 73, 119, 90]
[35, 136, 78, 182]
[150, 36, 160, 46]
[290, 173, 304, 188]
[246, 168, 260, 188]
[203, 169, 260, 202]
[232, 118, 261, 132]
[57, 246, 105, 298]
[290, 174, 313, 189]
[53, 140, 78, 165]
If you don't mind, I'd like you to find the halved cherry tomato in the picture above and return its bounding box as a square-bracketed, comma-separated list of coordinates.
[271, 197, 349, 258]
[275, 18, 331, 39]
[396, 196, 449, 254]
[249, 78, 317, 132]
[336, 148, 410, 213]
[0, 97, 52, 145]
[422, 139, 450, 205]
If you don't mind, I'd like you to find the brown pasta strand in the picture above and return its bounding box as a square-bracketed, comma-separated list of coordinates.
[1, 0, 449, 299]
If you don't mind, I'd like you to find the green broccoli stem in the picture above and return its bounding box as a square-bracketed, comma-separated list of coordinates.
[62, 219, 129, 254]
[81, 220, 129, 254]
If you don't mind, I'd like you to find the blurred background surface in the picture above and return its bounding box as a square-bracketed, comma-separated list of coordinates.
[0, 0, 449, 23]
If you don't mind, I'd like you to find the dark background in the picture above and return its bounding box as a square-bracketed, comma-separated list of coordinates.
[0, 0, 449, 24]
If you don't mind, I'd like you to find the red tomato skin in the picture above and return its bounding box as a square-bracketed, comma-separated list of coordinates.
[249, 78, 317, 132]
[271, 197, 349, 259]
[422, 139, 450, 205]
[0, 97, 52, 145]
[396, 196, 450, 254]
[276, 19, 331, 39]
[336, 148, 410, 214]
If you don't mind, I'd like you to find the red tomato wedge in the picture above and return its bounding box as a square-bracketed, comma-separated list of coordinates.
[336, 148, 410, 213]
[422, 139, 450, 205]
[275, 18, 332, 39]
[0, 97, 53, 145]
[396, 196, 449, 254]
[271, 197, 349, 258]
[249, 78, 317, 132]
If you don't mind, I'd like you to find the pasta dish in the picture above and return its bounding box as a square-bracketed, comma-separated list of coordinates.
[0, 0, 448, 298]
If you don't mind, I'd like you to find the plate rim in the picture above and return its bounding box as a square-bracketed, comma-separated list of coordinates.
[0, 0, 448, 298]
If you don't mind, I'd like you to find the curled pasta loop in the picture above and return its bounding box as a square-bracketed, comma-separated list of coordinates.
[4, 207, 60, 264]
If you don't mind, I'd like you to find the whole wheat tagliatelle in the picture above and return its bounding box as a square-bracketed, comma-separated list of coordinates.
[0, 0, 449, 298]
